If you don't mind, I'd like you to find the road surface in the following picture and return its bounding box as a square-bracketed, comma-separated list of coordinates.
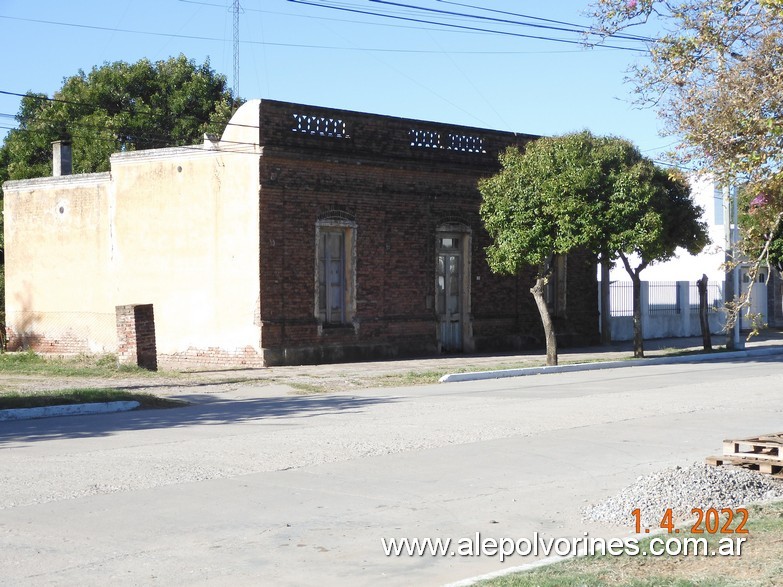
[1, 356, 781, 586]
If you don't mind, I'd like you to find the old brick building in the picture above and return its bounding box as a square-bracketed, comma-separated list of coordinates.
[3, 99, 599, 367]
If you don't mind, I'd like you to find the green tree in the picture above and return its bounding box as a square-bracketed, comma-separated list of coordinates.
[0, 54, 238, 182]
[0, 54, 239, 343]
[739, 177, 783, 274]
[479, 132, 707, 363]
[587, 0, 783, 325]
[479, 132, 633, 365]
[609, 161, 709, 356]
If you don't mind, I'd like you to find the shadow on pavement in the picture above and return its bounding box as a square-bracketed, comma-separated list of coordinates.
[0, 393, 399, 445]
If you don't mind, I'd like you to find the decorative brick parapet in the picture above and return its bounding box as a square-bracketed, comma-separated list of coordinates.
[115, 304, 158, 371]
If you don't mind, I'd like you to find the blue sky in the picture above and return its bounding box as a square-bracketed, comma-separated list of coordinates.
[0, 0, 671, 159]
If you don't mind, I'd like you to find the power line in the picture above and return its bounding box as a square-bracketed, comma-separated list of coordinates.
[435, 0, 655, 43]
[439, 0, 593, 28]
[0, 89, 273, 160]
[2, 91, 691, 165]
[0, 90, 260, 133]
[0, 14, 232, 44]
[285, 0, 647, 51]
[179, 0, 585, 40]
[1, 113, 264, 158]
[368, 0, 651, 43]
[0, 91, 252, 142]
[641, 140, 680, 153]
[0, 14, 624, 55]
[0, 90, 97, 109]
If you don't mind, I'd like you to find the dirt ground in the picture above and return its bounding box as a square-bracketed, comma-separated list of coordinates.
[3, 331, 783, 399]
[0, 353, 548, 398]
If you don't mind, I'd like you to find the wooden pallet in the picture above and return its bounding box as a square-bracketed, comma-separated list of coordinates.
[706, 455, 783, 477]
[706, 433, 783, 478]
[724, 433, 783, 461]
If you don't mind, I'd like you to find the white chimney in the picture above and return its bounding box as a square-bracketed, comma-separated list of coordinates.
[52, 140, 72, 176]
[203, 133, 220, 150]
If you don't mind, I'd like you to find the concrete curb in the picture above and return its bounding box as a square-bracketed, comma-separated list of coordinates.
[439, 346, 783, 383]
[444, 529, 671, 587]
[0, 401, 141, 422]
[444, 553, 571, 587]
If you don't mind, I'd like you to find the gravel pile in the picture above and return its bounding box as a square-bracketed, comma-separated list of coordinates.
[583, 462, 783, 528]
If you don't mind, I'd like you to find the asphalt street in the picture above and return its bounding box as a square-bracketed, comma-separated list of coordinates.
[1, 356, 781, 586]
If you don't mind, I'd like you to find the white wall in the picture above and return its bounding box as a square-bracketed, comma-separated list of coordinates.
[607, 174, 728, 283]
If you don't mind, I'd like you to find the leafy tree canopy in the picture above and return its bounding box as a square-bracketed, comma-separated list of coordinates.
[0, 54, 238, 183]
[0, 54, 240, 327]
[480, 131, 707, 359]
[480, 132, 635, 274]
[587, 0, 783, 270]
[0, 54, 240, 267]
[480, 131, 705, 274]
[611, 159, 708, 273]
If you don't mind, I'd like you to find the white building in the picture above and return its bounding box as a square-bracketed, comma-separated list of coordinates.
[603, 174, 782, 337]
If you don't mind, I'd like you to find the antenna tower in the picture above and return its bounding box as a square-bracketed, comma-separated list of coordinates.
[232, 0, 242, 104]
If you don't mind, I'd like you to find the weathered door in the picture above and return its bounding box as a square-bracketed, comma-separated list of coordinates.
[322, 231, 346, 323]
[437, 237, 462, 352]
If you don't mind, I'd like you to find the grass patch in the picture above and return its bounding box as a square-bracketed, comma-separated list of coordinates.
[0, 388, 187, 410]
[374, 369, 450, 386]
[480, 501, 783, 587]
[0, 351, 166, 378]
[651, 346, 732, 359]
[288, 382, 328, 394]
[288, 369, 455, 394]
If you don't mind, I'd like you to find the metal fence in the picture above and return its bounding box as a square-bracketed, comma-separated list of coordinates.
[648, 281, 680, 315]
[609, 281, 634, 317]
[688, 282, 724, 313]
[607, 280, 724, 317]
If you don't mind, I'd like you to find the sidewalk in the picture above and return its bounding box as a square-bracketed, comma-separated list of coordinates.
[196, 329, 783, 383]
[4, 331, 782, 419]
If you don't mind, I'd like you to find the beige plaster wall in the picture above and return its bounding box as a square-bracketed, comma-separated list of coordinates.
[3, 174, 116, 352]
[108, 142, 261, 359]
[3, 103, 262, 361]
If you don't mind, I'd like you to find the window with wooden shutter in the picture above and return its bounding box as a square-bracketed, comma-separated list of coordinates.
[315, 219, 356, 327]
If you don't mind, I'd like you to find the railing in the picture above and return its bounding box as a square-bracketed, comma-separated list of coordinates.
[688, 282, 723, 313]
[600, 279, 726, 341]
[648, 281, 680, 315]
[608, 280, 723, 317]
[609, 281, 633, 317]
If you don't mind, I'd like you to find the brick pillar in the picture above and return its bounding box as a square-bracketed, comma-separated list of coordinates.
[116, 304, 158, 371]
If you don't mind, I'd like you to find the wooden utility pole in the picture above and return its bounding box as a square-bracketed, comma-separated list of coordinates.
[697, 274, 712, 351]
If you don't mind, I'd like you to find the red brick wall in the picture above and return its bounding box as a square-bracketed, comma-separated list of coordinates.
[116, 304, 158, 371]
[5, 312, 116, 355]
[6, 330, 91, 354]
[254, 101, 599, 365]
[157, 346, 265, 370]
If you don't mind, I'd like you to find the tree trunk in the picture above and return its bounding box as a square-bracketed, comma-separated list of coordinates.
[631, 272, 644, 358]
[697, 274, 712, 352]
[724, 257, 737, 350]
[531, 276, 558, 366]
[600, 257, 612, 345]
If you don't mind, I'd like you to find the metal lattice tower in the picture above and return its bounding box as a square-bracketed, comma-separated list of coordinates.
[232, 0, 241, 103]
